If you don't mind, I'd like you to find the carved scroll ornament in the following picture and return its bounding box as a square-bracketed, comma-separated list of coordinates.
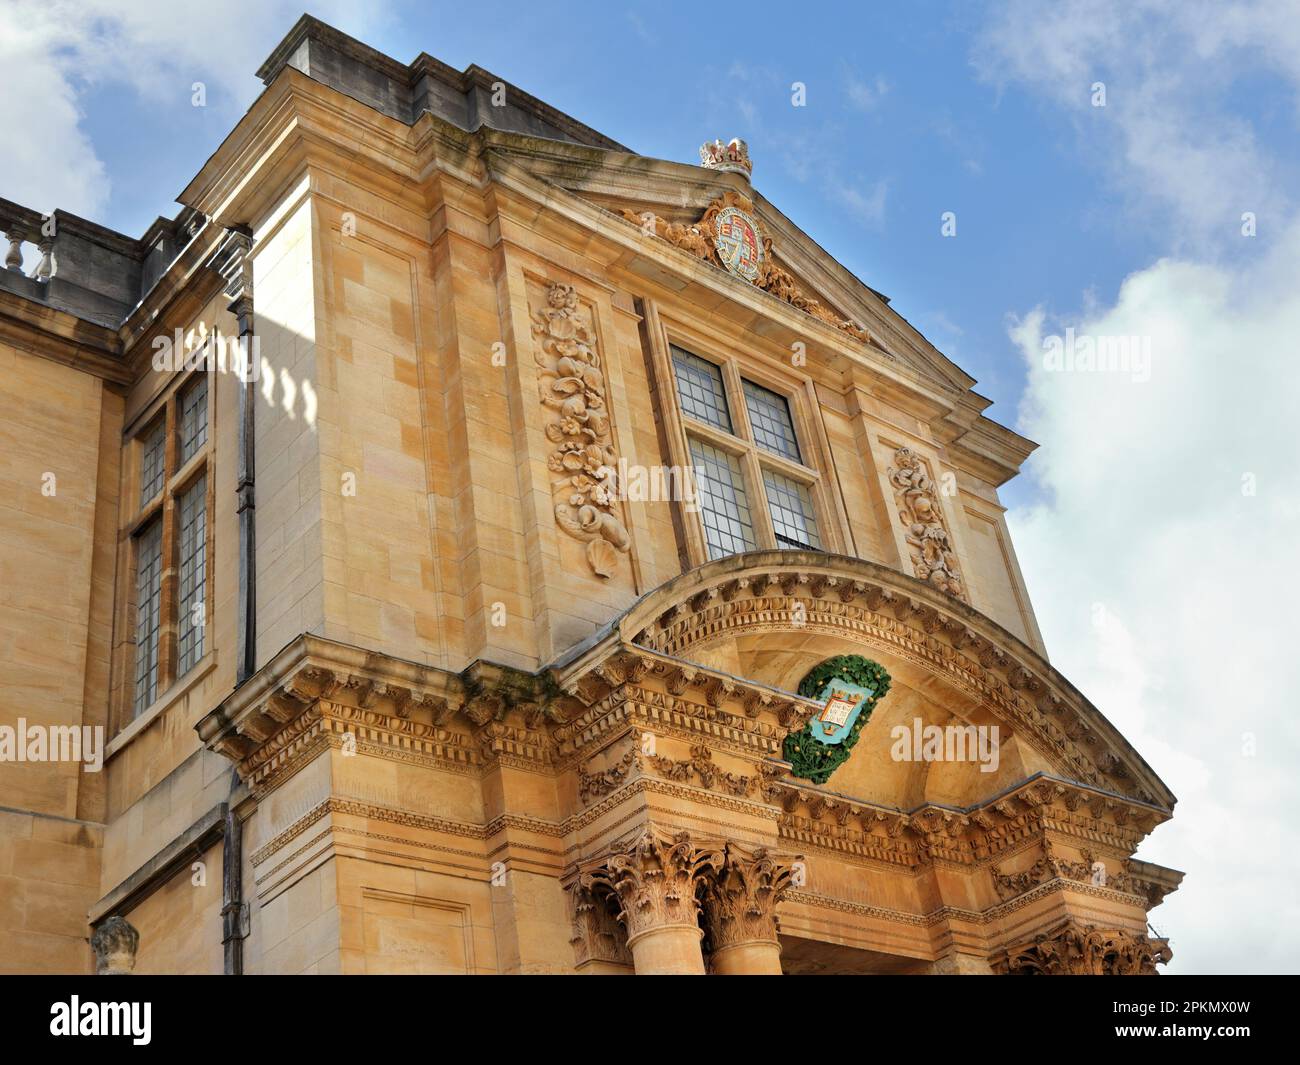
[886, 447, 966, 601]
[531, 282, 631, 578]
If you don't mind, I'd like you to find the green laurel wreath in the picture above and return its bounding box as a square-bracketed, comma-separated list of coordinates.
[783, 655, 892, 784]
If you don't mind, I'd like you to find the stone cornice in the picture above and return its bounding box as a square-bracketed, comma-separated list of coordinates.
[0, 289, 128, 384]
[551, 643, 820, 764]
[771, 773, 1167, 864]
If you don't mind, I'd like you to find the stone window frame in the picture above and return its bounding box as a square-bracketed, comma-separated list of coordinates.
[652, 325, 844, 566]
[116, 366, 216, 733]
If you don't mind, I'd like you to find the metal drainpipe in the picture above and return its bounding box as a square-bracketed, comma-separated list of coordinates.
[221, 804, 245, 975]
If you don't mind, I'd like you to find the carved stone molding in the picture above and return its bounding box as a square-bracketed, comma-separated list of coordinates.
[990, 853, 1054, 901]
[886, 447, 966, 601]
[578, 743, 639, 802]
[993, 920, 1172, 975]
[620, 191, 871, 343]
[576, 825, 724, 943]
[530, 280, 630, 578]
[702, 842, 800, 952]
[645, 744, 759, 797]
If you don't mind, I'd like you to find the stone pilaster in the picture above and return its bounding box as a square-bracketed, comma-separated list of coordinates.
[577, 825, 724, 975]
[702, 842, 800, 975]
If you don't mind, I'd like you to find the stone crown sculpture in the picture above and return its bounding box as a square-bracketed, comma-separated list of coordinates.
[699, 138, 752, 178]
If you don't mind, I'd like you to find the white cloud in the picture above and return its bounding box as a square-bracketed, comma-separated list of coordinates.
[986, 1, 1300, 973]
[974, 0, 1299, 251]
[846, 72, 890, 111]
[1007, 235, 1300, 974]
[0, 0, 391, 221]
[835, 178, 889, 227]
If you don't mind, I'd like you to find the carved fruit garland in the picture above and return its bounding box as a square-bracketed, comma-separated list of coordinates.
[886, 447, 966, 601]
[531, 282, 631, 578]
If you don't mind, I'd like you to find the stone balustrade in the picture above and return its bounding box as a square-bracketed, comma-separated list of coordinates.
[0, 195, 206, 329]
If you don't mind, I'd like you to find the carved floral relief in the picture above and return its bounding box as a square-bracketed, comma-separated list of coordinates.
[886, 446, 967, 601]
[531, 282, 631, 578]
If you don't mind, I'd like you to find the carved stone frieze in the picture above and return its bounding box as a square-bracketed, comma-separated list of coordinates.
[990, 854, 1054, 901]
[578, 744, 639, 802]
[645, 744, 759, 797]
[530, 281, 630, 578]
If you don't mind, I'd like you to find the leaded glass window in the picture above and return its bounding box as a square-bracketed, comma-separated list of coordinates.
[177, 475, 207, 674]
[139, 421, 166, 506]
[179, 375, 208, 464]
[743, 379, 802, 462]
[763, 469, 822, 550]
[671, 347, 733, 432]
[688, 437, 756, 559]
[133, 520, 164, 714]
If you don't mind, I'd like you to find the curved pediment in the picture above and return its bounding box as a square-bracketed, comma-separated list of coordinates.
[612, 550, 1175, 812]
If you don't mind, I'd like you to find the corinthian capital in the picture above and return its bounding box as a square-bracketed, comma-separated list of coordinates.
[995, 920, 1171, 976]
[703, 842, 801, 951]
[578, 825, 724, 940]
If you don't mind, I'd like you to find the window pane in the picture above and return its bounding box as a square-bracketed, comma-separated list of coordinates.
[671, 347, 733, 432]
[179, 375, 208, 463]
[688, 437, 756, 559]
[763, 469, 822, 550]
[139, 421, 166, 507]
[743, 379, 802, 462]
[177, 475, 207, 675]
[133, 520, 164, 715]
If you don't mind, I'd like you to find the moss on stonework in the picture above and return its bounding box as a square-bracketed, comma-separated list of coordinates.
[783, 655, 892, 785]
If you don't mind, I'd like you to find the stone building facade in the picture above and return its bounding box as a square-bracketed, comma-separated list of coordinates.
[0, 16, 1180, 975]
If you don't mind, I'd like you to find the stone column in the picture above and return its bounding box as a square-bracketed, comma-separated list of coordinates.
[90, 916, 139, 975]
[579, 826, 723, 975]
[703, 843, 799, 975]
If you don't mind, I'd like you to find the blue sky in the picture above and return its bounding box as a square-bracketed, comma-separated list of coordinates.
[10, 1, 1210, 507]
[6, 0, 1300, 974]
